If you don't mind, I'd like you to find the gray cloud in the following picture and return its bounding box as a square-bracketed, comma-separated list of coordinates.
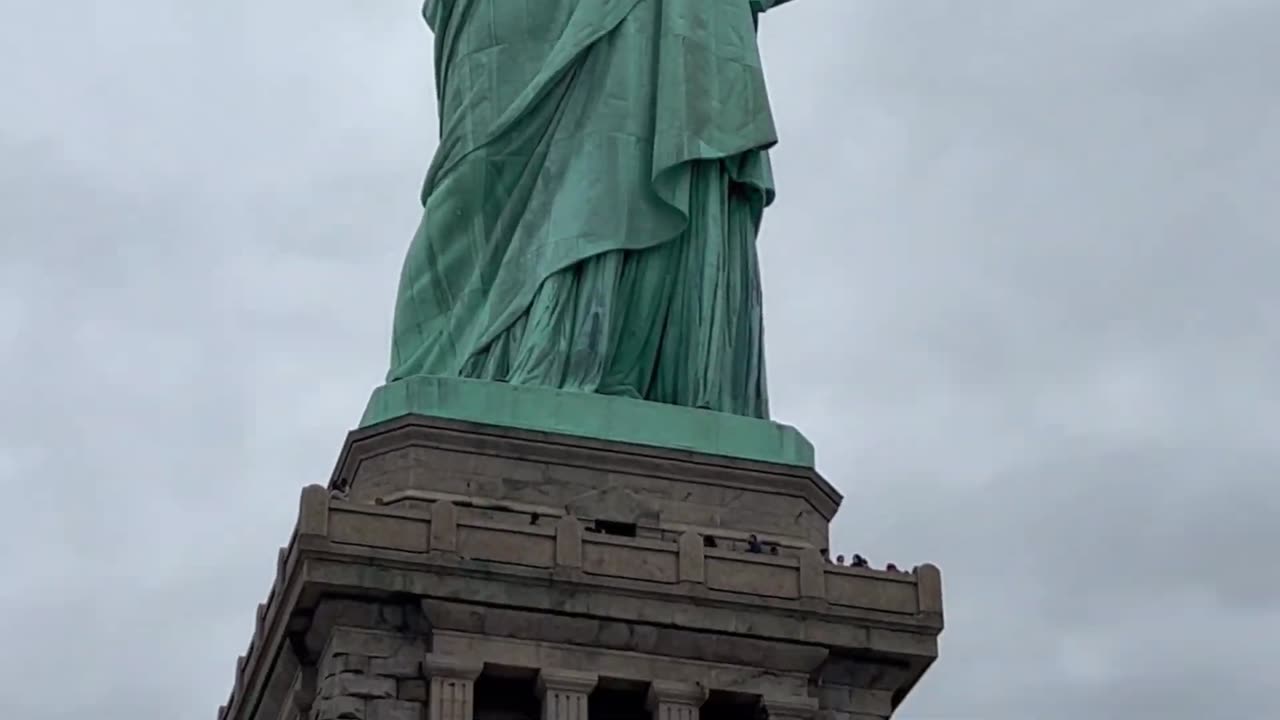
[3, 1, 1277, 719]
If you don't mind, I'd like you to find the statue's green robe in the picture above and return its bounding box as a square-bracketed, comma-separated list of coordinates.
[387, 0, 789, 418]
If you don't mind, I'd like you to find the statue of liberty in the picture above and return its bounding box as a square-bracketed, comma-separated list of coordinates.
[384, 0, 798, 420]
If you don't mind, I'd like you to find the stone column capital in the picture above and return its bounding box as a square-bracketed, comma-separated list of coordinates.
[536, 669, 599, 696]
[646, 681, 706, 709]
[425, 656, 481, 720]
[424, 654, 483, 681]
[761, 695, 819, 720]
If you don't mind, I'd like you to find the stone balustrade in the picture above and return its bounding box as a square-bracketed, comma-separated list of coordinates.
[374, 488, 824, 553]
[317, 487, 939, 614]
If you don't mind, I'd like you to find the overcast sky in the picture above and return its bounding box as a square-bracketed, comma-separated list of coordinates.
[2, 1, 1278, 719]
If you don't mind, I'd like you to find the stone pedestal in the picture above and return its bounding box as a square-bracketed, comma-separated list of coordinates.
[216, 414, 944, 720]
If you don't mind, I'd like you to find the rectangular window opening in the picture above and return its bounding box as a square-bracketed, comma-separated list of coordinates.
[593, 520, 638, 537]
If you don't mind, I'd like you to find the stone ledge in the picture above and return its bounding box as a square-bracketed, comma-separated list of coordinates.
[436, 631, 807, 698]
[300, 553, 941, 653]
[318, 494, 937, 616]
[328, 415, 841, 548]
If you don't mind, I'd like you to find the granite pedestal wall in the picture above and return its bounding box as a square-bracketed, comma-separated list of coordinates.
[218, 415, 944, 720]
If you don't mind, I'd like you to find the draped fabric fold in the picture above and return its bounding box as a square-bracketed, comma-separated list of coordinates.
[387, 0, 782, 418]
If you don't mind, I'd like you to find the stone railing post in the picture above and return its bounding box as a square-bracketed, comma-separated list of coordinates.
[429, 501, 459, 552]
[677, 532, 705, 584]
[298, 485, 330, 537]
[647, 680, 706, 720]
[556, 515, 583, 568]
[425, 655, 482, 720]
[799, 548, 826, 599]
[538, 669, 597, 720]
[915, 563, 944, 620]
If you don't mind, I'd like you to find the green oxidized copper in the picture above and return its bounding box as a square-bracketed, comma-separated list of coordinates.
[364, 0, 814, 466]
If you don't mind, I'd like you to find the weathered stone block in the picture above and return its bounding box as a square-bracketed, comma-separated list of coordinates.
[397, 679, 427, 702]
[314, 696, 366, 720]
[457, 523, 554, 567]
[761, 694, 819, 720]
[330, 508, 429, 553]
[367, 698, 422, 720]
[705, 554, 800, 598]
[816, 687, 893, 716]
[320, 673, 396, 700]
[583, 537, 678, 582]
[322, 654, 371, 679]
[314, 599, 406, 631]
[325, 628, 412, 660]
[368, 647, 423, 678]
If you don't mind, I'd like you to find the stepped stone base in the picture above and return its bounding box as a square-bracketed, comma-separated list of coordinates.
[361, 376, 815, 467]
[218, 414, 943, 720]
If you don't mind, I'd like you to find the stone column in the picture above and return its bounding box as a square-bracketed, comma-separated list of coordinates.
[537, 669, 598, 720]
[425, 655, 483, 720]
[647, 681, 706, 720]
